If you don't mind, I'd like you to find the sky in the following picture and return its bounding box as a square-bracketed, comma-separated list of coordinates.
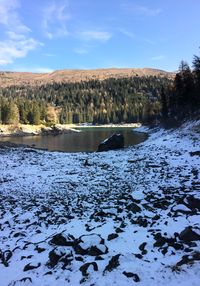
[0, 0, 200, 73]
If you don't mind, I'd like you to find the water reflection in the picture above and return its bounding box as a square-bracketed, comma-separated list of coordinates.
[0, 127, 147, 152]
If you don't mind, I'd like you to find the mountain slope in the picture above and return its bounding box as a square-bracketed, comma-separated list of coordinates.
[0, 68, 175, 87]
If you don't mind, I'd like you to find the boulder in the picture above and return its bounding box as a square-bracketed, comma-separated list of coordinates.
[50, 233, 75, 247]
[97, 133, 124, 152]
[123, 271, 140, 282]
[179, 226, 200, 242]
[23, 263, 41, 272]
[80, 262, 98, 277]
[107, 233, 119, 241]
[104, 254, 120, 273]
[186, 196, 200, 211]
[48, 247, 67, 267]
[74, 234, 108, 256]
[127, 203, 141, 213]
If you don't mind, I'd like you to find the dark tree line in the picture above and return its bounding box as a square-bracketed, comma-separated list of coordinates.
[161, 49, 200, 120]
[0, 76, 172, 125]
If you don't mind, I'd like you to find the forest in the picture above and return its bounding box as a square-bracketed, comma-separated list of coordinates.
[0, 50, 199, 125]
[162, 50, 200, 120]
[0, 76, 171, 125]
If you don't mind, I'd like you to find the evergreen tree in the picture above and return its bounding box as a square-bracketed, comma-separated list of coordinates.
[160, 87, 168, 118]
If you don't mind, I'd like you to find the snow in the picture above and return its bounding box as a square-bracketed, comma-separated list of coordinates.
[79, 234, 102, 250]
[172, 204, 191, 212]
[0, 120, 200, 285]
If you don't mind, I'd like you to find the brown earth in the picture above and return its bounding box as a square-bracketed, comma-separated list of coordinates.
[0, 68, 175, 87]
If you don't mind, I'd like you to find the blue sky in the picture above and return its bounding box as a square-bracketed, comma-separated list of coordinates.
[0, 0, 200, 72]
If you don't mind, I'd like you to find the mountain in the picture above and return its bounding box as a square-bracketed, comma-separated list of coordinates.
[0, 68, 175, 87]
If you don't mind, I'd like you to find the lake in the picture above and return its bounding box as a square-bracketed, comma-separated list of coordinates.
[0, 127, 148, 152]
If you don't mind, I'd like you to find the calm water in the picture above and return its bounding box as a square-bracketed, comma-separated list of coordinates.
[1, 127, 148, 152]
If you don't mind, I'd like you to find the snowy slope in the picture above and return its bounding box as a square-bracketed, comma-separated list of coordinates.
[0, 121, 200, 286]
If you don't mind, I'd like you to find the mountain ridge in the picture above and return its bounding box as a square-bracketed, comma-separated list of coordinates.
[0, 67, 175, 87]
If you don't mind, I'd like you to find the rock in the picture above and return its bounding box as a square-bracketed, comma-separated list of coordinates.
[75, 256, 84, 261]
[134, 216, 148, 227]
[44, 271, 52, 275]
[13, 232, 26, 238]
[139, 242, 147, 251]
[153, 233, 166, 247]
[41, 126, 63, 136]
[134, 253, 143, 259]
[48, 248, 65, 267]
[50, 233, 75, 247]
[34, 245, 46, 253]
[92, 210, 111, 218]
[176, 252, 200, 267]
[172, 243, 184, 250]
[153, 199, 170, 210]
[60, 252, 73, 269]
[74, 234, 108, 256]
[97, 133, 124, 152]
[23, 263, 41, 271]
[0, 250, 12, 267]
[80, 262, 98, 276]
[179, 227, 200, 242]
[190, 151, 200, 156]
[186, 196, 200, 211]
[8, 277, 32, 285]
[95, 256, 104, 261]
[115, 227, 124, 233]
[127, 203, 141, 213]
[107, 233, 119, 241]
[83, 159, 91, 167]
[123, 271, 140, 282]
[104, 254, 120, 273]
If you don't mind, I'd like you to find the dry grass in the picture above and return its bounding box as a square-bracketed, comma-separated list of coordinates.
[0, 68, 175, 87]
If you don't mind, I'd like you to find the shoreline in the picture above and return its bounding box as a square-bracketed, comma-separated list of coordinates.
[0, 123, 142, 138]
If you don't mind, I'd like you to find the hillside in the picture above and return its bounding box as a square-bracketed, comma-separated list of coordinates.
[0, 68, 175, 87]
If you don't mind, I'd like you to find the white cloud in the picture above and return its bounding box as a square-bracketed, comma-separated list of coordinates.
[0, 34, 40, 65]
[151, 55, 165, 61]
[0, 0, 41, 66]
[78, 30, 112, 42]
[122, 3, 161, 17]
[43, 0, 70, 39]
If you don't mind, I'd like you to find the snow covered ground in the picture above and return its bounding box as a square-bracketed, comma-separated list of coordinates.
[0, 121, 200, 286]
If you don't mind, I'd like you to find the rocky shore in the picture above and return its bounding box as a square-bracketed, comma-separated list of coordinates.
[0, 120, 199, 286]
[0, 124, 79, 138]
[0, 123, 141, 138]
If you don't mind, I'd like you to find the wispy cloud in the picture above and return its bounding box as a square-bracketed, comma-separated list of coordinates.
[0, 0, 30, 33]
[74, 30, 111, 55]
[122, 3, 161, 17]
[12, 66, 54, 73]
[77, 30, 112, 42]
[43, 0, 70, 39]
[74, 47, 90, 55]
[144, 38, 156, 45]
[0, 0, 41, 66]
[0, 32, 40, 65]
[119, 28, 135, 39]
[43, 53, 56, 57]
[150, 55, 165, 61]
